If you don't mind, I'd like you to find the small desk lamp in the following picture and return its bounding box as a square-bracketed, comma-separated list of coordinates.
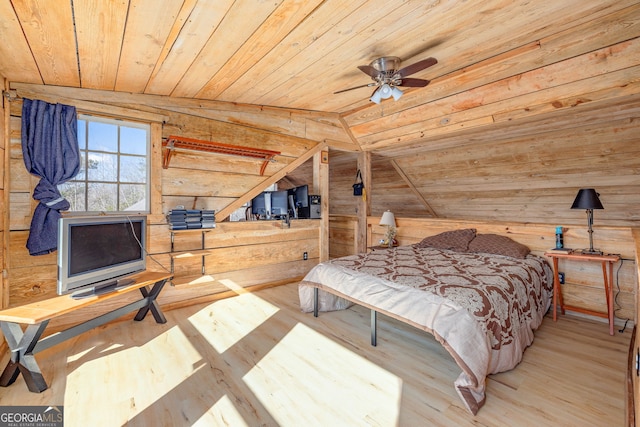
[379, 210, 397, 248]
[571, 188, 604, 255]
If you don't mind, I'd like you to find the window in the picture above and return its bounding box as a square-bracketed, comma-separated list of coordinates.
[59, 114, 150, 213]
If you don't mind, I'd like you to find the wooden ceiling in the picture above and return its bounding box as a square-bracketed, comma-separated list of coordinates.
[2, 0, 640, 229]
[2, 0, 639, 158]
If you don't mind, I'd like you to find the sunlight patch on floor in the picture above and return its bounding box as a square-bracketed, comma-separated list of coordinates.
[185, 274, 216, 284]
[64, 324, 206, 424]
[194, 394, 251, 427]
[188, 280, 279, 354]
[243, 322, 402, 426]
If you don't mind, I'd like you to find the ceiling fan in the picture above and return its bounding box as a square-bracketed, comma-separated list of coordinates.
[334, 56, 437, 103]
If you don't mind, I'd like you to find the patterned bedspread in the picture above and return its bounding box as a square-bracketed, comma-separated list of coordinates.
[298, 245, 553, 415]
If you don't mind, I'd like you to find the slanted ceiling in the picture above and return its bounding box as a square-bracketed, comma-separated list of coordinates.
[1, 0, 639, 225]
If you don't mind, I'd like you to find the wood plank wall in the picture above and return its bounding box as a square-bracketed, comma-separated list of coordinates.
[328, 215, 358, 259]
[329, 121, 640, 226]
[633, 229, 640, 423]
[390, 117, 640, 225]
[1, 80, 6, 310]
[0, 80, 5, 354]
[5, 97, 321, 332]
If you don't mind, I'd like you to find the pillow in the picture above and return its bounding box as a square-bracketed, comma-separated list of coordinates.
[414, 228, 477, 252]
[468, 234, 530, 259]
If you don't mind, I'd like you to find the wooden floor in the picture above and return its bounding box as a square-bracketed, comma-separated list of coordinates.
[0, 283, 630, 426]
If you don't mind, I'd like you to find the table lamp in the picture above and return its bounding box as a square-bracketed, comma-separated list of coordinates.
[379, 210, 396, 248]
[570, 188, 604, 255]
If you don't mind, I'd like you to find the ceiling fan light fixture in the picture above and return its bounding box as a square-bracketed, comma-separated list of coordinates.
[370, 88, 383, 104]
[379, 84, 393, 99]
[337, 55, 437, 103]
[391, 86, 403, 101]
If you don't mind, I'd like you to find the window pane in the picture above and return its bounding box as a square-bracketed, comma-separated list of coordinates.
[120, 126, 147, 155]
[71, 151, 87, 181]
[88, 183, 117, 211]
[88, 121, 118, 152]
[120, 184, 146, 211]
[59, 181, 86, 211]
[77, 120, 87, 150]
[87, 152, 117, 182]
[120, 155, 146, 183]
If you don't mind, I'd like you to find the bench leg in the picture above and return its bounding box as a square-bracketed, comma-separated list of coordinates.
[134, 279, 167, 323]
[0, 321, 49, 392]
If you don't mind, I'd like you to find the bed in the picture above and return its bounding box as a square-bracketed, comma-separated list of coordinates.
[298, 229, 554, 415]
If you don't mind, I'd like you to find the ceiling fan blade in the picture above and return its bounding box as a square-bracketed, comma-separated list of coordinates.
[396, 57, 437, 78]
[333, 82, 376, 94]
[357, 65, 379, 78]
[398, 78, 430, 87]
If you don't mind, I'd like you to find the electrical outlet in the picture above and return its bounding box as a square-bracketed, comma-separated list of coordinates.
[303, 252, 308, 260]
[558, 272, 565, 284]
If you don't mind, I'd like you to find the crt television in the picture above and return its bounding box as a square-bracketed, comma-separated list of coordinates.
[57, 215, 147, 297]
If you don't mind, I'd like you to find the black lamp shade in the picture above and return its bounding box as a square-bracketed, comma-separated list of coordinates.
[571, 188, 604, 210]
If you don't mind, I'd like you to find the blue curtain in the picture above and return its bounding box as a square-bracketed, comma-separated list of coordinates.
[21, 98, 80, 255]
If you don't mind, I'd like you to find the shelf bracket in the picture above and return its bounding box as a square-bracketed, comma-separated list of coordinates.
[162, 135, 281, 175]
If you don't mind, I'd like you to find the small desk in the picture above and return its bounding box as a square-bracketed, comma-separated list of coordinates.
[544, 251, 620, 335]
[0, 271, 171, 392]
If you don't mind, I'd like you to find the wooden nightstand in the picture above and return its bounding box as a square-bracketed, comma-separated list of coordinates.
[544, 251, 620, 335]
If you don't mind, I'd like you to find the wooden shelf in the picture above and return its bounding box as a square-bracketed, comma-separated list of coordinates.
[170, 249, 216, 259]
[169, 228, 217, 284]
[162, 135, 280, 175]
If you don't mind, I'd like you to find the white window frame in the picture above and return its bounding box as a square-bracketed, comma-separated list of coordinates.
[60, 114, 151, 214]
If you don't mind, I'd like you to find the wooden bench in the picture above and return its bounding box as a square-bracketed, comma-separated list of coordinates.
[0, 271, 171, 393]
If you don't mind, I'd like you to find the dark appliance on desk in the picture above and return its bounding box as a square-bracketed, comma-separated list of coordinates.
[308, 195, 321, 219]
[288, 185, 321, 219]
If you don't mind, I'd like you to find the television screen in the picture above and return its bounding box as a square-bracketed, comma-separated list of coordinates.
[57, 215, 146, 297]
[270, 190, 289, 216]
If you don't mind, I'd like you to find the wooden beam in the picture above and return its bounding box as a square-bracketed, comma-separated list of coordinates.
[2, 79, 8, 309]
[10, 84, 169, 123]
[314, 150, 329, 262]
[355, 151, 371, 252]
[9, 83, 355, 148]
[9, 82, 335, 119]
